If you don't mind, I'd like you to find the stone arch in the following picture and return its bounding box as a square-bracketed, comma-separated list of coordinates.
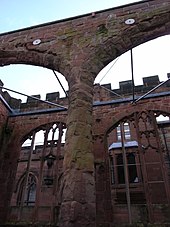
[85, 5, 170, 77]
[1, 1, 170, 225]
[14, 171, 38, 193]
[105, 103, 170, 223]
[20, 120, 67, 146]
[11, 114, 67, 146]
[0, 40, 68, 75]
[9, 120, 67, 223]
[0, 36, 70, 90]
[15, 172, 38, 206]
[88, 33, 170, 81]
[105, 103, 170, 137]
[0, 1, 169, 84]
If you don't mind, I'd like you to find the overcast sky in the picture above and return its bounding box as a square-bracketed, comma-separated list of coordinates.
[0, 0, 169, 102]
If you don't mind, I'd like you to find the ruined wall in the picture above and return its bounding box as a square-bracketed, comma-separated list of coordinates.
[0, 81, 9, 135]
[0, 81, 12, 221]
[0, 0, 170, 226]
[0, 105, 67, 222]
[0, 0, 170, 74]
[92, 98, 170, 225]
[0, 104, 9, 221]
[1, 74, 170, 111]
[1, 74, 170, 225]
[0, 99, 8, 137]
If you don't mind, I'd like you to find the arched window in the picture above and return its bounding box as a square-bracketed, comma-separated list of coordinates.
[109, 120, 140, 185]
[17, 173, 36, 206]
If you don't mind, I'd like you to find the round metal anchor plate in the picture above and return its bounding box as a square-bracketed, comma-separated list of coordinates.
[33, 39, 41, 45]
[125, 18, 135, 25]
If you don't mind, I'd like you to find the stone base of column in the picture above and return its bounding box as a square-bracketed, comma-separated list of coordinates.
[57, 169, 96, 227]
[58, 201, 95, 227]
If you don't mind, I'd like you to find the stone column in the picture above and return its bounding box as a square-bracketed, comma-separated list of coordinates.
[0, 103, 9, 222]
[57, 69, 96, 227]
[93, 134, 113, 227]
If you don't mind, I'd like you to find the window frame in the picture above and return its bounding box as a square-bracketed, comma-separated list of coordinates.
[109, 148, 142, 188]
[17, 173, 37, 206]
[116, 122, 131, 141]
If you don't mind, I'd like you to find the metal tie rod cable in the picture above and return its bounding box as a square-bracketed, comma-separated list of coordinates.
[130, 49, 135, 103]
[53, 70, 68, 98]
[98, 84, 123, 98]
[0, 86, 68, 110]
[99, 57, 120, 84]
[134, 77, 170, 103]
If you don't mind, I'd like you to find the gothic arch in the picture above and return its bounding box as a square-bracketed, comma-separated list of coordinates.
[7, 114, 67, 147]
[20, 121, 67, 146]
[0, 1, 169, 82]
[105, 103, 170, 137]
[15, 172, 38, 205]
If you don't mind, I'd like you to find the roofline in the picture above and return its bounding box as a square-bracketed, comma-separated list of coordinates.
[93, 90, 170, 107]
[157, 120, 170, 127]
[8, 90, 170, 117]
[0, 0, 152, 36]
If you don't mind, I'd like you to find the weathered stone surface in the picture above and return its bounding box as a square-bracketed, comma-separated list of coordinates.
[0, 0, 170, 226]
[58, 169, 95, 227]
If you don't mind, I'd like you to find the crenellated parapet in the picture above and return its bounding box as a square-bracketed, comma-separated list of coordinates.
[93, 73, 170, 102]
[0, 73, 170, 111]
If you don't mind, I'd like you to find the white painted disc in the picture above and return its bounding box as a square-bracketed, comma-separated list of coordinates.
[125, 18, 135, 25]
[33, 39, 41, 45]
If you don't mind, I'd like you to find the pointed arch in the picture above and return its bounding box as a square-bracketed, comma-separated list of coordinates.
[17, 172, 38, 206]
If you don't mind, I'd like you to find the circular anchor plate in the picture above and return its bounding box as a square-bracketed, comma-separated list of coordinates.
[125, 18, 135, 25]
[33, 39, 41, 45]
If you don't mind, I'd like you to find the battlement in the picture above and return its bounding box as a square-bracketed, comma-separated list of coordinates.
[94, 73, 170, 102]
[0, 73, 170, 111]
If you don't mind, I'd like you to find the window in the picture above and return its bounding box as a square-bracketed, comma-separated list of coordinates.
[117, 154, 125, 184]
[128, 153, 138, 183]
[17, 173, 36, 206]
[117, 123, 131, 141]
[25, 174, 36, 205]
[110, 151, 139, 185]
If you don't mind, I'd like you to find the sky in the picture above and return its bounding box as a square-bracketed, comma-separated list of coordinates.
[0, 0, 170, 102]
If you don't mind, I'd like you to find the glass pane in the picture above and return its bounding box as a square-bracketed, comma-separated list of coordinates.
[127, 153, 138, 183]
[117, 154, 125, 184]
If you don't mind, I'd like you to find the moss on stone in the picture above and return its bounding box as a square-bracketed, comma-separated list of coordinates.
[96, 24, 108, 35]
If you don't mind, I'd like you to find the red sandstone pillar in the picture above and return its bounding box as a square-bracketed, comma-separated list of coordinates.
[93, 134, 113, 227]
[57, 70, 96, 227]
[0, 101, 10, 222]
